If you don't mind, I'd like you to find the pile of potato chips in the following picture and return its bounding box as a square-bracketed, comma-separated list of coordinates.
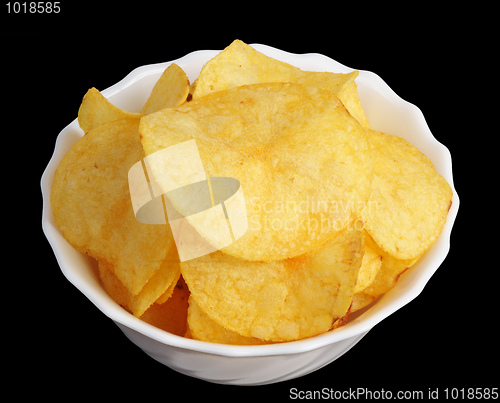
[51, 40, 452, 344]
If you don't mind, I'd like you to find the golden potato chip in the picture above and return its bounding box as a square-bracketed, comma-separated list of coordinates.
[140, 276, 190, 336]
[78, 87, 142, 133]
[362, 130, 452, 260]
[363, 233, 419, 296]
[190, 39, 369, 128]
[140, 63, 190, 114]
[353, 233, 382, 294]
[181, 222, 364, 342]
[291, 72, 368, 128]
[350, 293, 376, 312]
[154, 271, 179, 304]
[51, 118, 174, 295]
[332, 77, 369, 129]
[98, 243, 180, 317]
[187, 297, 269, 345]
[140, 83, 372, 261]
[351, 232, 419, 312]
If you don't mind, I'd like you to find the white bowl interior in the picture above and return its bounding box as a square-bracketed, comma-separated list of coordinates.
[41, 44, 459, 366]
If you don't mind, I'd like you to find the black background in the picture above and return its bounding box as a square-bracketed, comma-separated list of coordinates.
[5, 2, 493, 399]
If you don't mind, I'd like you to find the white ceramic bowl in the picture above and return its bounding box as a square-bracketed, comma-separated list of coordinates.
[41, 44, 459, 386]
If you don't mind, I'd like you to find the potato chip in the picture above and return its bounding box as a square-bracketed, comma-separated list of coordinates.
[98, 243, 180, 317]
[353, 233, 383, 294]
[140, 82, 372, 261]
[78, 87, 142, 133]
[181, 221, 364, 342]
[351, 232, 419, 311]
[190, 40, 369, 128]
[187, 297, 270, 345]
[51, 118, 174, 295]
[350, 293, 376, 312]
[154, 271, 179, 304]
[140, 276, 190, 336]
[140, 63, 190, 114]
[331, 77, 369, 129]
[362, 130, 452, 260]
